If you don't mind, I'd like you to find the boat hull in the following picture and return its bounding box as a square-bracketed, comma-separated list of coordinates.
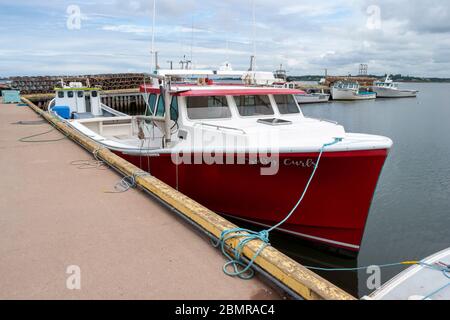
[117, 148, 389, 253]
[372, 87, 418, 98]
[331, 88, 377, 101]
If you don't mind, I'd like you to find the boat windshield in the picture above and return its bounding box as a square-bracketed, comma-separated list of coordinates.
[376, 82, 398, 88]
[186, 96, 232, 120]
[234, 95, 274, 117]
[337, 82, 358, 89]
[274, 95, 300, 114]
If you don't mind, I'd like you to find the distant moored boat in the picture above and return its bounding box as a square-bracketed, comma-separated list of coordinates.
[371, 76, 419, 98]
[331, 81, 377, 101]
[296, 89, 330, 104]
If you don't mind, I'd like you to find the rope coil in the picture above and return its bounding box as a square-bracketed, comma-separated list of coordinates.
[106, 170, 150, 194]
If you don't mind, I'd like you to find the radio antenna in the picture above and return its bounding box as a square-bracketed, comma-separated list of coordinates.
[151, 0, 157, 72]
[249, 0, 256, 71]
[190, 16, 194, 68]
[252, 0, 256, 57]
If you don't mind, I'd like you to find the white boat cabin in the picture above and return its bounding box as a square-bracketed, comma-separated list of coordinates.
[333, 81, 360, 91]
[373, 78, 399, 89]
[53, 83, 104, 119]
[65, 83, 332, 153]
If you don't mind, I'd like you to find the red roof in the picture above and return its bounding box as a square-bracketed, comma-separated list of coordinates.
[139, 86, 161, 94]
[139, 85, 305, 96]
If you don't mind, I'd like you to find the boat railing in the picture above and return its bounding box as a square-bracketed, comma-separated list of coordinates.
[101, 103, 128, 117]
[194, 122, 247, 135]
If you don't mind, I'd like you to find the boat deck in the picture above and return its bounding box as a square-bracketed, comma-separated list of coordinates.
[0, 101, 278, 299]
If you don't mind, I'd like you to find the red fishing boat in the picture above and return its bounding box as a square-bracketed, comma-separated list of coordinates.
[49, 70, 392, 254]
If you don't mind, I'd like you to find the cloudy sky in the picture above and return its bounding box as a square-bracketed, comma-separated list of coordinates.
[1, 0, 450, 77]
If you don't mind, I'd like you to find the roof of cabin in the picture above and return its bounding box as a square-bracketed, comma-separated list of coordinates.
[139, 84, 305, 96]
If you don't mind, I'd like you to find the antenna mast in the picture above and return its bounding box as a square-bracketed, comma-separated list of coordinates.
[252, 0, 256, 57]
[249, 0, 256, 71]
[150, 0, 158, 72]
[190, 16, 194, 67]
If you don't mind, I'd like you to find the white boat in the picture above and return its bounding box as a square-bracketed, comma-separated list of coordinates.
[48, 70, 393, 254]
[331, 81, 376, 101]
[273, 82, 330, 104]
[273, 64, 287, 83]
[367, 248, 450, 300]
[49, 82, 126, 119]
[296, 89, 330, 104]
[372, 76, 418, 98]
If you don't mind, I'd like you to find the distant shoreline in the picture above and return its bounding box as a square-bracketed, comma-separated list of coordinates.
[288, 75, 450, 83]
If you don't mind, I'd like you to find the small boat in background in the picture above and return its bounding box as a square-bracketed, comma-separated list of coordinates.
[372, 76, 418, 98]
[48, 82, 126, 119]
[331, 81, 377, 101]
[367, 248, 450, 300]
[296, 89, 330, 104]
[273, 64, 288, 83]
[272, 82, 330, 104]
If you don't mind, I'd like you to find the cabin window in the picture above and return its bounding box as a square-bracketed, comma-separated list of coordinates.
[91, 91, 98, 98]
[67, 91, 74, 98]
[170, 97, 179, 121]
[57, 91, 64, 98]
[152, 96, 179, 120]
[146, 93, 157, 116]
[274, 95, 300, 114]
[234, 95, 274, 117]
[155, 95, 165, 117]
[186, 96, 231, 120]
[77, 91, 84, 98]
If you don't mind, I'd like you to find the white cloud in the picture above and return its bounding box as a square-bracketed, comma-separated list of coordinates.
[1, 0, 450, 77]
[279, 3, 337, 16]
[101, 24, 150, 34]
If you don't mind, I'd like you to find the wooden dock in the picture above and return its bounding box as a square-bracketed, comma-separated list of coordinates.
[0, 98, 356, 300]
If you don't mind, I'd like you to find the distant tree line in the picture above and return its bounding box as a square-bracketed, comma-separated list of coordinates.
[287, 74, 450, 83]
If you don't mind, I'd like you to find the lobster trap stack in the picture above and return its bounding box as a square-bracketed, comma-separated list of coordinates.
[8, 73, 152, 94]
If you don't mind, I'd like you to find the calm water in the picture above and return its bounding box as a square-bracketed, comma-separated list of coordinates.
[271, 83, 450, 298]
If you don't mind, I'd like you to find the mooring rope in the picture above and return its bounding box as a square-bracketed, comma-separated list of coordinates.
[11, 120, 47, 125]
[16, 107, 70, 143]
[421, 263, 450, 300]
[18, 128, 67, 143]
[213, 137, 343, 279]
[70, 159, 107, 170]
[105, 171, 150, 194]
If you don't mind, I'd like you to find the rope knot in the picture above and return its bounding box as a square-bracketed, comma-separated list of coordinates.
[258, 230, 270, 243]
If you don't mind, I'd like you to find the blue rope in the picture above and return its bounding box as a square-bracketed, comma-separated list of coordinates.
[422, 272, 450, 300]
[213, 137, 342, 279]
[421, 264, 450, 300]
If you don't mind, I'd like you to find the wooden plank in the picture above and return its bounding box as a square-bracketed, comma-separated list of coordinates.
[21, 97, 356, 301]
